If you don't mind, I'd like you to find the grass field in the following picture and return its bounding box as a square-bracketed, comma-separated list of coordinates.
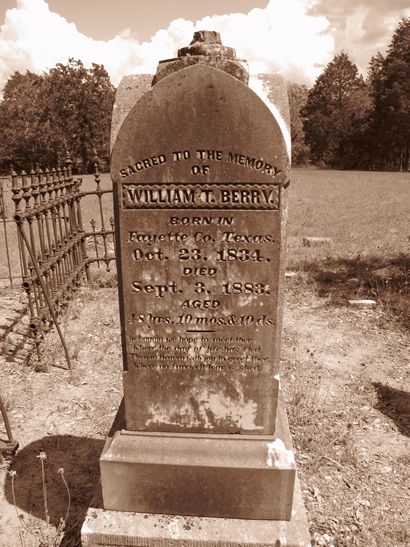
[287, 169, 409, 264]
[286, 169, 409, 329]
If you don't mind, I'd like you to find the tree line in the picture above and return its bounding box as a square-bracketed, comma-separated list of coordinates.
[290, 17, 410, 170]
[0, 17, 408, 172]
[0, 59, 115, 173]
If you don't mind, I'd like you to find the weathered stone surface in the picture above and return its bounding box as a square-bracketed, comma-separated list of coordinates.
[100, 396, 295, 519]
[99, 34, 305, 534]
[250, 74, 291, 139]
[110, 75, 153, 152]
[110, 74, 290, 154]
[372, 265, 403, 280]
[111, 63, 290, 435]
[178, 30, 236, 58]
[154, 29, 248, 86]
[155, 55, 249, 86]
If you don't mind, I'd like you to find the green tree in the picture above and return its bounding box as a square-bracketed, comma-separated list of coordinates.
[302, 52, 372, 169]
[45, 59, 115, 172]
[371, 18, 410, 170]
[0, 71, 60, 168]
[0, 59, 115, 172]
[287, 82, 310, 166]
[367, 52, 385, 87]
[364, 53, 386, 170]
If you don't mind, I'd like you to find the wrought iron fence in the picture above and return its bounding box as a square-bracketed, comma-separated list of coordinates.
[0, 176, 20, 288]
[7, 158, 115, 367]
[82, 166, 115, 271]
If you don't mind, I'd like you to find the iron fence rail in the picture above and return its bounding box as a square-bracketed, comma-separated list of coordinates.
[4, 159, 115, 367]
[0, 177, 18, 288]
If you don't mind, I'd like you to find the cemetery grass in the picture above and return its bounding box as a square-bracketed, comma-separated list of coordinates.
[0, 168, 408, 546]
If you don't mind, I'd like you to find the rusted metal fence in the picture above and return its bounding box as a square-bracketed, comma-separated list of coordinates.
[82, 166, 115, 271]
[0, 176, 20, 288]
[7, 159, 115, 366]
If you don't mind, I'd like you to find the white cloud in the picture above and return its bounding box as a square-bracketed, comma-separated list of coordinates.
[309, 0, 410, 74]
[0, 0, 335, 92]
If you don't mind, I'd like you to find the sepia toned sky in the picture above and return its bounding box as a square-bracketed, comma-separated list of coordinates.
[0, 0, 409, 92]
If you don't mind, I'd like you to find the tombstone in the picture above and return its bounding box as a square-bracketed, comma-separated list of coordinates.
[82, 31, 310, 546]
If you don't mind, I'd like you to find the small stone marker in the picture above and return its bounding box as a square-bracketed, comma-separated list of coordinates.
[82, 31, 310, 547]
[285, 271, 300, 278]
[302, 236, 333, 247]
[348, 299, 377, 308]
[372, 265, 402, 280]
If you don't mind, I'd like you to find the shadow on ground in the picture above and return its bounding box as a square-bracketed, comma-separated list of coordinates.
[298, 255, 409, 330]
[373, 383, 410, 437]
[4, 434, 104, 546]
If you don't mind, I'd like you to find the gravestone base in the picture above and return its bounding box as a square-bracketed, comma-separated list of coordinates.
[81, 475, 310, 547]
[99, 397, 295, 520]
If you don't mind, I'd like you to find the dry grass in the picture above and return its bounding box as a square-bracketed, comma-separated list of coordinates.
[281, 282, 409, 547]
[18, 279, 405, 547]
[0, 287, 123, 546]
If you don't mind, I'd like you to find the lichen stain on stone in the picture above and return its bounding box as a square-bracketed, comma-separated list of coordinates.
[238, 294, 258, 307]
[146, 380, 263, 431]
[168, 520, 180, 539]
[266, 438, 295, 468]
[206, 389, 262, 430]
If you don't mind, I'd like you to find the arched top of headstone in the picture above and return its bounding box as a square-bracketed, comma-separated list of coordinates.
[111, 63, 289, 186]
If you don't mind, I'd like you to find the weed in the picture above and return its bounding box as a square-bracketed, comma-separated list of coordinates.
[9, 452, 70, 547]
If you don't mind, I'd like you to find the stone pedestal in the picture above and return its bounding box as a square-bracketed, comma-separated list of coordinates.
[82, 477, 310, 547]
[82, 399, 311, 546]
[100, 396, 294, 521]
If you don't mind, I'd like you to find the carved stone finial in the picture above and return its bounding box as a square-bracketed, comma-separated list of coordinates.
[153, 30, 248, 85]
[177, 30, 235, 59]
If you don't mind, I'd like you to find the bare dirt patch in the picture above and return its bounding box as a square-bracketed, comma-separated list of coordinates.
[0, 279, 408, 546]
[282, 279, 409, 546]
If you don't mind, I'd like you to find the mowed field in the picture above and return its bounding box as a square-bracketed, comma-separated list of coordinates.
[287, 169, 409, 265]
[1, 169, 409, 281]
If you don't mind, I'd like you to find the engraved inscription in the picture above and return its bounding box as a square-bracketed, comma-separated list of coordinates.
[120, 154, 167, 178]
[119, 148, 285, 180]
[126, 334, 267, 373]
[122, 183, 279, 210]
[120, 200, 281, 374]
